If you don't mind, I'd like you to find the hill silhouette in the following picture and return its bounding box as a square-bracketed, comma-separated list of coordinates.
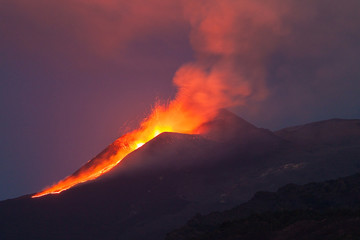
[166, 172, 360, 240]
[1, 110, 360, 239]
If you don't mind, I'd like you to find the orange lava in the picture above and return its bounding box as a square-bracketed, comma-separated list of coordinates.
[32, 103, 212, 198]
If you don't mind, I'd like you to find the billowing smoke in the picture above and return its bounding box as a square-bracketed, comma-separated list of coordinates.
[173, 0, 289, 116]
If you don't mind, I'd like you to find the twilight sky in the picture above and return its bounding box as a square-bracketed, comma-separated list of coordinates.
[1, 0, 360, 200]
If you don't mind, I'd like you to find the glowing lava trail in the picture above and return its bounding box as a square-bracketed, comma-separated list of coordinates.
[32, 104, 213, 198]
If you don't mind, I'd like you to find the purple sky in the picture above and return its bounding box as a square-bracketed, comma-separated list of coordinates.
[1, 0, 360, 200]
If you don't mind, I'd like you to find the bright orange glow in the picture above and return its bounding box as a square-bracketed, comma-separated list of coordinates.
[32, 102, 213, 198]
[136, 142, 145, 149]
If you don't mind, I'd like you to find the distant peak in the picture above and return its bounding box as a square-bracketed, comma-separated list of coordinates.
[275, 118, 360, 147]
[211, 109, 257, 129]
[195, 109, 259, 141]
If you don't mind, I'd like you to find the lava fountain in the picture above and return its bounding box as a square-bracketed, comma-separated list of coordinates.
[32, 102, 215, 198]
[32, 63, 253, 198]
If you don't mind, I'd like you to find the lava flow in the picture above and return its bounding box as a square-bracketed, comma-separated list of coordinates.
[32, 103, 213, 198]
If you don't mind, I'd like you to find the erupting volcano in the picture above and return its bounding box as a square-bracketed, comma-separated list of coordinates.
[32, 60, 256, 198]
[33, 58, 254, 198]
[30, 0, 295, 198]
[2, 0, 360, 239]
[32, 0, 275, 198]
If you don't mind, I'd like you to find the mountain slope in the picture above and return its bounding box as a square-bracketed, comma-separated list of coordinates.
[166, 172, 360, 240]
[1, 110, 360, 240]
[275, 118, 360, 148]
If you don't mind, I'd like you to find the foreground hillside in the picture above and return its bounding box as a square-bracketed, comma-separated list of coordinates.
[1, 111, 360, 239]
[167, 173, 360, 240]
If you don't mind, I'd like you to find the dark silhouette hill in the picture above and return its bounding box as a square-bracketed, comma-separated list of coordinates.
[275, 118, 360, 148]
[1, 110, 360, 239]
[166, 172, 360, 240]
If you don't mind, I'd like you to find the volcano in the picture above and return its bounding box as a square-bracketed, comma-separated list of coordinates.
[1, 110, 360, 240]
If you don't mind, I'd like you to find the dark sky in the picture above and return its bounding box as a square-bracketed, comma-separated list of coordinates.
[1, 0, 360, 200]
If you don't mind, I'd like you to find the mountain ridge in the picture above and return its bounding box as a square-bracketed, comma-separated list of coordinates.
[166, 172, 360, 240]
[1, 110, 360, 239]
